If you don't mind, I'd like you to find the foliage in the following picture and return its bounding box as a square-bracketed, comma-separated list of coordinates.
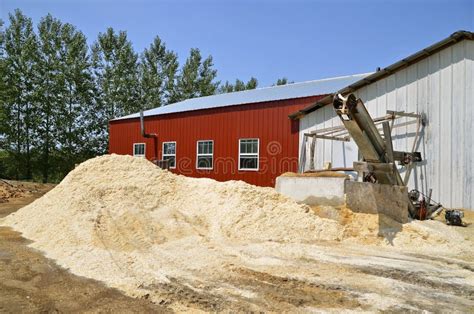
[174, 48, 218, 102]
[2, 10, 38, 180]
[92, 27, 141, 119]
[218, 77, 258, 93]
[140, 36, 178, 109]
[274, 77, 293, 86]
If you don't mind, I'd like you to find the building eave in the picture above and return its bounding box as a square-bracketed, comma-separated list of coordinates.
[289, 30, 474, 120]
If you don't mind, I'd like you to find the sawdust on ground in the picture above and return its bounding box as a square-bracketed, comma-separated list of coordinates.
[1, 154, 473, 311]
[312, 205, 470, 251]
[280, 171, 349, 178]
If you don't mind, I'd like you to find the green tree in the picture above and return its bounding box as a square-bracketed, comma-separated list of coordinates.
[91, 27, 140, 153]
[0, 18, 6, 143]
[35, 14, 65, 182]
[245, 77, 258, 89]
[55, 22, 96, 175]
[92, 28, 140, 119]
[174, 48, 218, 102]
[0, 18, 7, 175]
[2, 10, 38, 180]
[218, 81, 234, 93]
[217, 77, 258, 93]
[140, 36, 178, 108]
[275, 77, 289, 86]
[234, 79, 246, 91]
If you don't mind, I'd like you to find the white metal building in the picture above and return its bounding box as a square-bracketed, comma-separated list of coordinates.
[290, 31, 474, 209]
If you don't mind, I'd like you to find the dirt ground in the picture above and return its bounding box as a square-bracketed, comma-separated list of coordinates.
[1, 181, 474, 312]
[0, 182, 170, 313]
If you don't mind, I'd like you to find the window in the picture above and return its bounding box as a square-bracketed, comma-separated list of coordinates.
[162, 142, 176, 168]
[239, 138, 259, 171]
[133, 143, 145, 157]
[196, 140, 213, 169]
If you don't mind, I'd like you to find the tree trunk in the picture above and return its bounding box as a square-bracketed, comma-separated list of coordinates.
[67, 90, 73, 172]
[42, 114, 50, 183]
[25, 101, 32, 180]
[15, 101, 21, 180]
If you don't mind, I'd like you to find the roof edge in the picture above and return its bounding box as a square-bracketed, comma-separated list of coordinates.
[289, 30, 474, 120]
[112, 72, 370, 121]
[110, 93, 330, 123]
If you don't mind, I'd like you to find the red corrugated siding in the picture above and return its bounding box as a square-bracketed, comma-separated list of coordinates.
[109, 95, 325, 187]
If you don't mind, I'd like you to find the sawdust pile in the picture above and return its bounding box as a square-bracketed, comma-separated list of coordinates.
[0, 180, 29, 203]
[313, 205, 468, 249]
[280, 171, 349, 178]
[1, 155, 344, 298]
[1, 155, 470, 304]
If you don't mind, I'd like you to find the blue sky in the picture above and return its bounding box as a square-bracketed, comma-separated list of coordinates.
[1, 0, 473, 87]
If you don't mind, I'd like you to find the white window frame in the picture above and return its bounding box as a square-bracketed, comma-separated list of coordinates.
[133, 143, 146, 157]
[162, 141, 176, 169]
[238, 138, 259, 171]
[196, 140, 214, 170]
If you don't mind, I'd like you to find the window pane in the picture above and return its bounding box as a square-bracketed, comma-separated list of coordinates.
[251, 141, 258, 153]
[197, 156, 213, 169]
[164, 143, 175, 154]
[240, 157, 258, 169]
[163, 155, 175, 168]
[240, 141, 247, 153]
[198, 141, 212, 154]
[240, 139, 258, 154]
[134, 144, 144, 155]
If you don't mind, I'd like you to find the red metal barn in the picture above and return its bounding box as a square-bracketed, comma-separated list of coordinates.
[109, 74, 368, 187]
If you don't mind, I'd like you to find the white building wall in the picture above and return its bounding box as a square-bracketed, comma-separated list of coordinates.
[299, 40, 474, 209]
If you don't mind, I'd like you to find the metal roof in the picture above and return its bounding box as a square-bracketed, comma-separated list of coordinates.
[113, 73, 372, 121]
[289, 30, 474, 120]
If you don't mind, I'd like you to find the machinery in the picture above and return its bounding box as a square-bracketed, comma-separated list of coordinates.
[445, 209, 465, 226]
[331, 93, 464, 224]
[408, 189, 443, 220]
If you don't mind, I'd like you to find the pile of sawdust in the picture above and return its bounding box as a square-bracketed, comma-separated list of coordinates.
[1, 154, 343, 300]
[312, 205, 469, 250]
[0, 180, 29, 203]
[280, 171, 349, 178]
[1, 155, 470, 305]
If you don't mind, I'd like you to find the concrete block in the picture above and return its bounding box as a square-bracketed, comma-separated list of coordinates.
[275, 176, 347, 206]
[345, 181, 409, 223]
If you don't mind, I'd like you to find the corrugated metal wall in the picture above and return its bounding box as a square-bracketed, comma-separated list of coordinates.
[299, 40, 474, 209]
[110, 95, 324, 187]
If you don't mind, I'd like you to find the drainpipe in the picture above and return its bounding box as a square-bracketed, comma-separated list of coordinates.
[140, 111, 158, 160]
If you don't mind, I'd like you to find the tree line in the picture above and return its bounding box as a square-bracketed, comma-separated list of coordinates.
[0, 9, 289, 182]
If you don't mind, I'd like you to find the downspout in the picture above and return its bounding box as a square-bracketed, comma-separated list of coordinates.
[140, 111, 158, 160]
